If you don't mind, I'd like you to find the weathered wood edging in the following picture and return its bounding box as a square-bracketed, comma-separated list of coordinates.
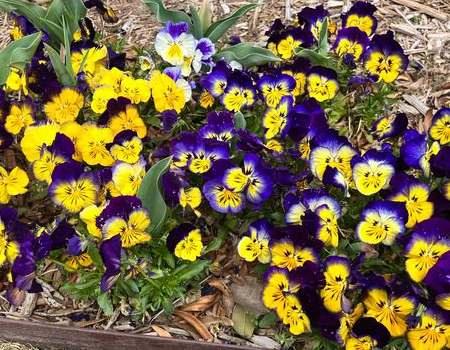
[0, 318, 253, 350]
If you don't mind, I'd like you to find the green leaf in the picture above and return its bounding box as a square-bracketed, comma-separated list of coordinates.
[44, 43, 76, 86]
[136, 156, 172, 235]
[294, 47, 330, 66]
[175, 259, 210, 281]
[45, 0, 86, 42]
[198, 0, 212, 35]
[62, 17, 76, 81]
[189, 5, 203, 40]
[202, 237, 222, 254]
[233, 111, 246, 130]
[97, 293, 114, 316]
[0, 0, 46, 30]
[0, 32, 42, 85]
[318, 18, 329, 56]
[205, 3, 259, 43]
[232, 304, 257, 339]
[258, 311, 278, 328]
[162, 298, 174, 314]
[87, 245, 103, 270]
[215, 43, 281, 68]
[140, 0, 193, 31]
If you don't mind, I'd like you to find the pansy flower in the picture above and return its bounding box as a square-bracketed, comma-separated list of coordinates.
[363, 31, 409, 83]
[345, 317, 391, 350]
[49, 162, 99, 213]
[167, 223, 203, 262]
[44, 87, 84, 124]
[59, 121, 84, 162]
[9, 14, 36, 40]
[309, 130, 357, 181]
[105, 98, 147, 138]
[297, 5, 329, 40]
[347, 74, 379, 95]
[0, 166, 29, 204]
[281, 294, 311, 335]
[285, 189, 341, 226]
[64, 236, 93, 272]
[401, 129, 440, 177]
[271, 236, 318, 271]
[237, 218, 271, 263]
[171, 132, 198, 168]
[78, 122, 115, 166]
[280, 57, 311, 97]
[181, 38, 216, 77]
[351, 149, 396, 196]
[199, 110, 236, 142]
[110, 130, 143, 164]
[96, 196, 151, 248]
[336, 303, 365, 345]
[5, 100, 35, 135]
[424, 251, 450, 310]
[80, 204, 104, 239]
[404, 218, 450, 283]
[188, 139, 229, 174]
[307, 66, 339, 102]
[99, 235, 122, 292]
[429, 108, 450, 145]
[261, 266, 301, 318]
[5, 68, 28, 96]
[0, 208, 22, 266]
[223, 154, 274, 204]
[150, 70, 187, 113]
[84, 0, 118, 23]
[119, 75, 151, 104]
[203, 179, 245, 214]
[179, 187, 202, 217]
[20, 122, 60, 162]
[199, 60, 231, 98]
[342, 1, 378, 36]
[320, 256, 351, 313]
[262, 95, 293, 139]
[407, 310, 450, 350]
[388, 173, 433, 228]
[221, 71, 256, 112]
[313, 204, 342, 247]
[333, 27, 370, 60]
[163, 67, 192, 103]
[71, 45, 108, 83]
[91, 85, 118, 114]
[371, 113, 408, 140]
[356, 200, 406, 246]
[112, 156, 146, 196]
[154, 21, 196, 66]
[363, 286, 416, 337]
[0, 125, 14, 150]
[257, 73, 296, 108]
[271, 27, 315, 59]
[33, 133, 75, 184]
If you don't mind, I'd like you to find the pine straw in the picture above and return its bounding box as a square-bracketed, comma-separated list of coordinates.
[0, 341, 40, 350]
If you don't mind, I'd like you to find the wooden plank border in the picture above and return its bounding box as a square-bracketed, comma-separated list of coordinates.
[0, 318, 252, 350]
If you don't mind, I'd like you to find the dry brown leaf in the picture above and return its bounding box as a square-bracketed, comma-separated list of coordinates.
[174, 310, 214, 341]
[423, 109, 434, 132]
[230, 276, 269, 315]
[207, 278, 231, 296]
[221, 294, 235, 318]
[151, 325, 172, 338]
[73, 318, 106, 327]
[201, 315, 234, 328]
[182, 294, 218, 312]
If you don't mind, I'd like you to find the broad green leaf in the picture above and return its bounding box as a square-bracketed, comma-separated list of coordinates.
[0, 0, 46, 29]
[294, 47, 330, 66]
[140, 0, 193, 31]
[189, 5, 203, 40]
[0, 32, 42, 85]
[215, 43, 281, 68]
[44, 43, 76, 86]
[205, 3, 259, 43]
[137, 156, 172, 235]
[233, 111, 246, 130]
[258, 311, 278, 328]
[87, 245, 103, 270]
[62, 17, 76, 82]
[202, 237, 222, 254]
[232, 304, 257, 339]
[318, 18, 329, 56]
[97, 293, 114, 316]
[198, 0, 212, 35]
